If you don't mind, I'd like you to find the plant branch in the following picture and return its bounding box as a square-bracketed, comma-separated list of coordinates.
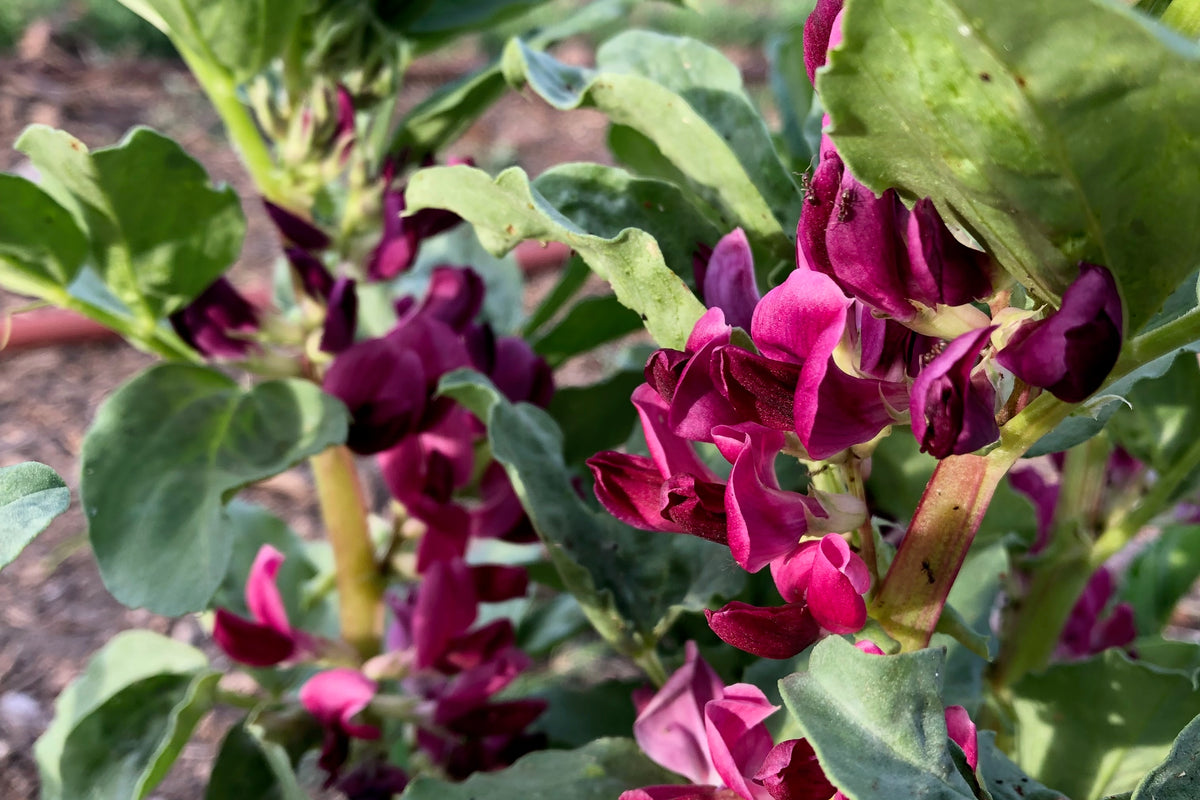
[311, 445, 384, 659]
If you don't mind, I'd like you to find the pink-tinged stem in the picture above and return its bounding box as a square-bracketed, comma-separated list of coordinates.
[869, 453, 1014, 651]
[311, 445, 383, 658]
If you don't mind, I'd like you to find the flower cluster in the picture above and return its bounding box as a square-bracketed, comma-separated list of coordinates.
[622, 643, 977, 800]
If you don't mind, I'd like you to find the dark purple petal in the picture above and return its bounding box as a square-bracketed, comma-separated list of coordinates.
[335, 84, 356, 142]
[411, 558, 478, 669]
[588, 451, 680, 532]
[263, 200, 331, 251]
[491, 336, 554, 408]
[324, 337, 427, 455]
[823, 181, 912, 321]
[753, 739, 836, 800]
[803, 0, 844, 84]
[661, 473, 729, 545]
[470, 564, 529, 603]
[212, 609, 296, 666]
[702, 228, 760, 329]
[645, 348, 691, 403]
[996, 263, 1123, 403]
[468, 462, 527, 540]
[319, 277, 358, 354]
[336, 762, 409, 800]
[705, 601, 821, 660]
[440, 619, 516, 673]
[909, 326, 999, 458]
[444, 698, 547, 737]
[404, 266, 484, 331]
[286, 246, 334, 299]
[169, 277, 259, 359]
[903, 199, 992, 307]
[716, 348, 800, 432]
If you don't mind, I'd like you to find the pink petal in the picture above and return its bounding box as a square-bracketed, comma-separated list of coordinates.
[245, 545, 291, 636]
[634, 384, 720, 480]
[805, 536, 869, 633]
[299, 669, 380, 740]
[633, 641, 726, 786]
[944, 706, 978, 771]
[703, 228, 761, 331]
[705, 684, 778, 800]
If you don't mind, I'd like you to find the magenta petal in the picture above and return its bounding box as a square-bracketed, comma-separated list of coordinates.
[440, 618, 516, 673]
[802, 0, 844, 84]
[770, 541, 820, 604]
[212, 608, 296, 666]
[904, 199, 991, 307]
[703, 228, 761, 331]
[633, 641, 726, 786]
[704, 684, 778, 800]
[751, 269, 849, 366]
[717, 426, 828, 572]
[805, 536, 869, 634]
[413, 558, 478, 669]
[944, 706, 978, 771]
[802, 365, 907, 461]
[752, 739, 837, 800]
[245, 545, 291, 635]
[491, 336, 555, 408]
[621, 787, 738, 800]
[661, 473, 730, 545]
[824, 182, 911, 321]
[410, 266, 484, 331]
[299, 669, 380, 740]
[634, 385, 719, 480]
[670, 338, 742, 442]
[855, 640, 886, 656]
[705, 601, 821, 660]
[687, 307, 734, 353]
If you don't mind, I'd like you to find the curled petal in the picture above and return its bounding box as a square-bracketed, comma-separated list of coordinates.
[670, 338, 742, 442]
[661, 473, 729, 545]
[634, 384, 720, 481]
[996, 262, 1123, 402]
[716, 348, 801, 432]
[704, 684, 778, 800]
[909, 326, 999, 458]
[169, 277, 259, 359]
[801, 365, 909, 461]
[753, 739, 836, 800]
[621, 787, 739, 800]
[588, 451, 680, 533]
[806, 535, 870, 634]
[264, 200, 331, 251]
[299, 669, 380, 740]
[319, 277, 358, 354]
[705, 601, 821, 660]
[245, 544, 291, 635]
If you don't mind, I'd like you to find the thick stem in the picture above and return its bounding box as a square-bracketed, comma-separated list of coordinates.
[311, 445, 384, 659]
[1091, 430, 1200, 568]
[990, 435, 1111, 689]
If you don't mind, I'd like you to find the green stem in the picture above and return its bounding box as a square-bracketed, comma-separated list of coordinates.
[311, 445, 384, 659]
[1091, 431, 1200, 568]
[633, 646, 669, 688]
[174, 44, 287, 205]
[1162, 0, 1200, 37]
[990, 435, 1111, 689]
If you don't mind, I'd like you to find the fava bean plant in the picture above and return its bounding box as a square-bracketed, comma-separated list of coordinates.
[3, 0, 1200, 798]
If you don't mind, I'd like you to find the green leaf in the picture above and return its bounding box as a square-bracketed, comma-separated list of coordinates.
[399, 738, 677, 800]
[975, 731, 1068, 800]
[406, 0, 552, 38]
[501, 32, 796, 272]
[118, 0, 301, 80]
[938, 541, 1007, 714]
[780, 636, 976, 799]
[1130, 713, 1200, 799]
[36, 630, 212, 800]
[391, 64, 508, 164]
[532, 295, 643, 366]
[820, 0, 1200, 333]
[1109, 354, 1200, 479]
[1132, 637, 1200, 675]
[81, 364, 348, 614]
[0, 174, 88, 299]
[15, 125, 245, 326]
[0, 461, 70, 571]
[1118, 524, 1200, 633]
[439, 369, 743, 650]
[205, 722, 307, 800]
[766, 25, 819, 169]
[530, 680, 641, 748]
[533, 163, 724, 280]
[406, 164, 706, 350]
[548, 367, 645, 465]
[523, 254, 590, 336]
[1011, 650, 1200, 799]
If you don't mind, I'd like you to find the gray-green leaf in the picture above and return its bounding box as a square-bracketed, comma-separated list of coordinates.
[81, 364, 348, 614]
[0, 461, 70, 572]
